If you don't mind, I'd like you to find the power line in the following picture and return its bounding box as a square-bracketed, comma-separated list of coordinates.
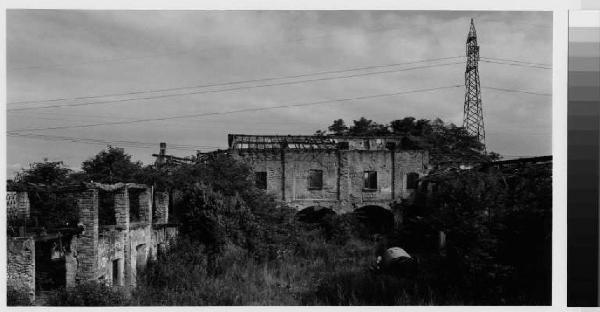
[481, 86, 551, 97]
[7, 61, 466, 112]
[480, 57, 550, 67]
[9, 55, 551, 107]
[8, 56, 464, 106]
[8, 84, 552, 133]
[480, 59, 551, 70]
[8, 132, 221, 151]
[8, 84, 464, 133]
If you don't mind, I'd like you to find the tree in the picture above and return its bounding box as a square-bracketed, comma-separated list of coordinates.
[14, 160, 72, 185]
[81, 146, 143, 183]
[348, 117, 388, 136]
[314, 129, 327, 136]
[11, 160, 77, 229]
[390, 117, 416, 134]
[328, 119, 348, 135]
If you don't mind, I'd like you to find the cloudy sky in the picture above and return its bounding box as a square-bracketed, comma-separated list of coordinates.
[6, 10, 552, 177]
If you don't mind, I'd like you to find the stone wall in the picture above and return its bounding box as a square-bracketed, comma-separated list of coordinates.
[6, 183, 178, 301]
[128, 225, 152, 288]
[75, 189, 99, 283]
[235, 148, 429, 214]
[7, 237, 35, 304]
[7, 191, 30, 220]
[153, 192, 169, 223]
[97, 230, 125, 286]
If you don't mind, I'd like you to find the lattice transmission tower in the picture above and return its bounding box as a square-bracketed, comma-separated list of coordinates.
[463, 18, 486, 150]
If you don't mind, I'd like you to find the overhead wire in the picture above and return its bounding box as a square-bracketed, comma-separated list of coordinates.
[8, 84, 464, 133]
[8, 83, 552, 133]
[8, 57, 464, 108]
[8, 55, 552, 107]
[7, 132, 220, 151]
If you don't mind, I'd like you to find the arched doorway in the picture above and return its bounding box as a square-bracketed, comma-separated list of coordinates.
[296, 206, 335, 223]
[354, 205, 394, 234]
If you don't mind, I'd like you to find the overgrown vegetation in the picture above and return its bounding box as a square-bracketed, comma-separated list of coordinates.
[48, 282, 130, 306]
[7, 287, 31, 306]
[8, 116, 550, 305]
[319, 117, 501, 161]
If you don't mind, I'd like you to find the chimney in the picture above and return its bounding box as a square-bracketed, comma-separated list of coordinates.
[156, 142, 167, 166]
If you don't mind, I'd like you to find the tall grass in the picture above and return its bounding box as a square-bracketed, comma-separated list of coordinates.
[131, 234, 381, 305]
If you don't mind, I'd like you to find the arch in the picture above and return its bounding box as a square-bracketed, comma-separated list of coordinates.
[296, 206, 336, 223]
[354, 205, 394, 234]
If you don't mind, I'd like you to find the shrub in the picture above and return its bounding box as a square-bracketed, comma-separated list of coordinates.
[7, 287, 31, 306]
[303, 270, 435, 305]
[48, 282, 130, 306]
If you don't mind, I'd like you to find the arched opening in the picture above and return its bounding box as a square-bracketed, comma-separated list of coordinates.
[354, 205, 394, 234]
[296, 206, 335, 223]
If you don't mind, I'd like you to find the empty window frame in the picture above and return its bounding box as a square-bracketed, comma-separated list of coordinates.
[308, 170, 323, 190]
[406, 172, 420, 189]
[128, 189, 143, 223]
[363, 171, 378, 190]
[112, 259, 122, 286]
[255, 171, 267, 190]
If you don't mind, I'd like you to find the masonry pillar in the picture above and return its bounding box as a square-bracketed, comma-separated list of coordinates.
[337, 150, 351, 213]
[16, 192, 30, 220]
[7, 237, 35, 304]
[75, 189, 99, 282]
[153, 192, 169, 224]
[114, 187, 132, 288]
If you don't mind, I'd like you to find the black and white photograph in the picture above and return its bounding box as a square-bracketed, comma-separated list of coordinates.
[6, 9, 552, 306]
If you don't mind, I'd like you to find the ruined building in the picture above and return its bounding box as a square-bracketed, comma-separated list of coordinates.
[7, 182, 177, 303]
[226, 134, 430, 222]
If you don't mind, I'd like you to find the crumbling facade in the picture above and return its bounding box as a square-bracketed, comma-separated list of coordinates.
[7, 183, 177, 304]
[228, 134, 430, 214]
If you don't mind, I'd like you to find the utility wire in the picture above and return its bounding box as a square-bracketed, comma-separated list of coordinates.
[480, 57, 550, 67]
[7, 61, 466, 112]
[8, 56, 551, 107]
[8, 56, 464, 106]
[8, 84, 551, 133]
[8, 85, 464, 133]
[480, 59, 551, 70]
[481, 86, 551, 97]
[7, 132, 220, 151]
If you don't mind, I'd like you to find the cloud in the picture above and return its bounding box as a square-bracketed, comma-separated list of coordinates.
[6, 10, 553, 174]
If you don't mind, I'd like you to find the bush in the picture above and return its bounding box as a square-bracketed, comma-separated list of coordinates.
[48, 282, 130, 306]
[395, 163, 552, 305]
[303, 270, 435, 305]
[7, 287, 31, 306]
